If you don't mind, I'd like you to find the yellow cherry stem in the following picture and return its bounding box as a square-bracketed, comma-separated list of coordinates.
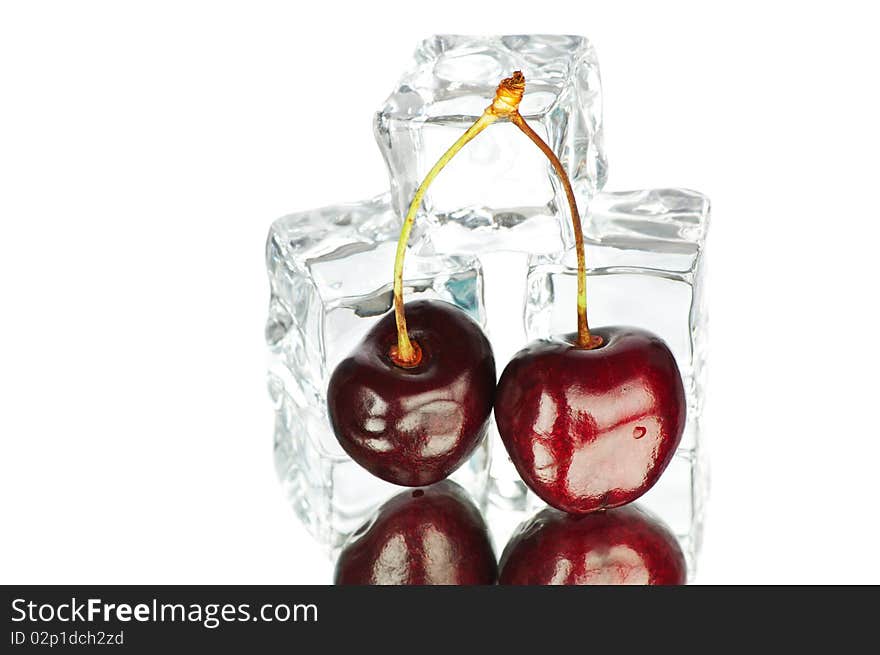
[508, 113, 599, 349]
[391, 70, 597, 366]
[391, 72, 526, 367]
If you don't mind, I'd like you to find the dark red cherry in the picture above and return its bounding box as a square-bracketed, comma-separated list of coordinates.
[334, 481, 497, 585]
[328, 299, 495, 486]
[499, 504, 686, 585]
[495, 326, 685, 514]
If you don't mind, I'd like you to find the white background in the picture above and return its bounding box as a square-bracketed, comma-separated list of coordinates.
[2, 1, 879, 584]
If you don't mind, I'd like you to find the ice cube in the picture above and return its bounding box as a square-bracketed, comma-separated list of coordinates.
[374, 34, 607, 255]
[266, 194, 490, 547]
[525, 188, 710, 421]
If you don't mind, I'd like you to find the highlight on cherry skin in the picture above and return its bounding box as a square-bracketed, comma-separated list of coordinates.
[495, 327, 686, 515]
[327, 299, 495, 487]
[498, 504, 687, 585]
[334, 481, 498, 585]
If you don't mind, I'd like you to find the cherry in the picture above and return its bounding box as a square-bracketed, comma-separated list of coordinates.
[495, 328, 685, 514]
[436, 72, 687, 515]
[334, 481, 497, 585]
[498, 504, 686, 585]
[326, 75, 528, 486]
[328, 299, 495, 486]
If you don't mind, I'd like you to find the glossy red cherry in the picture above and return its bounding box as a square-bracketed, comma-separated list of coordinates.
[499, 504, 686, 585]
[328, 299, 495, 486]
[495, 326, 685, 514]
[334, 481, 497, 585]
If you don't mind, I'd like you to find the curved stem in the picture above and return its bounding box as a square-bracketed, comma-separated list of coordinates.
[391, 112, 498, 366]
[509, 112, 598, 349]
[390, 72, 526, 367]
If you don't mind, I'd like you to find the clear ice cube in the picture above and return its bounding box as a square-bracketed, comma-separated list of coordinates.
[266, 194, 490, 547]
[375, 34, 607, 255]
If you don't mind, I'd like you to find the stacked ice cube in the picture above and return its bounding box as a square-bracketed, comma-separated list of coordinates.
[266, 35, 709, 568]
[374, 34, 606, 255]
[266, 196, 490, 546]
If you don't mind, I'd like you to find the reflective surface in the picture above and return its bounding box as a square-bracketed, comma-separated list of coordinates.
[499, 504, 686, 585]
[328, 300, 496, 487]
[334, 481, 497, 585]
[495, 327, 685, 514]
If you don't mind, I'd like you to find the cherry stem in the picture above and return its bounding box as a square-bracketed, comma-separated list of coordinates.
[391, 71, 597, 365]
[391, 73, 526, 367]
[509, 113, 596, 349]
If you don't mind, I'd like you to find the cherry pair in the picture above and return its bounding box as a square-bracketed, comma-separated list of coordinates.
[334, 482, 686, 585]
[327, 72, 685, 516]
